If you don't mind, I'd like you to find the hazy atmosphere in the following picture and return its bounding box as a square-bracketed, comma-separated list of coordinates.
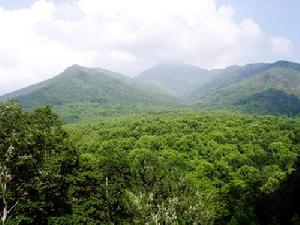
[0, 0, 299, 94]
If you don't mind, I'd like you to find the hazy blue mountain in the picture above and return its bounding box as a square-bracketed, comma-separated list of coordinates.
[136, 60, 300, 116]
[135, 64, 216, 96]
[186, 63, 271, 99]
[136, 63, 277, 98]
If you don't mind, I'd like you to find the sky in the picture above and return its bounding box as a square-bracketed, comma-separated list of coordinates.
[0, 0, 299, 95]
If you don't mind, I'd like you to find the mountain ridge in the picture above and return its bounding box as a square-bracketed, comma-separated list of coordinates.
[136, 60, 300, 116]
[135, 63, 212, 96]
[2, 60, 300, 119]
[0, 64, 180, 108]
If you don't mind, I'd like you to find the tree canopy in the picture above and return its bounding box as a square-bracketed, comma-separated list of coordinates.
[1, 102, 300, 224]
[0, 101, 77, 224]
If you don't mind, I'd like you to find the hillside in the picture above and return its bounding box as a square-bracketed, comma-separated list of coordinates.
[186, 63, 271, 99]
[233, 89, 300, 116]
[0, 65, 181, 121]
[137, 61, 300, 116]
[136, 63, 271, 98]
[195, 62, 300, 115]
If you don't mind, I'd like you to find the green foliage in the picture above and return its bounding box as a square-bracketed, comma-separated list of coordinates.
[2, 100, 300, 224]
[0, 101, 77, 224]
[255, 158, 300, 225]
[234, 89, 300, 116]
[66, 110, 300, 224]
[52, 102, 182, 124]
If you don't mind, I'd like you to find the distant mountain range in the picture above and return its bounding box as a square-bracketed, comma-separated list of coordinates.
[137, 60, 300, 116]
[1, 60, 300, 120]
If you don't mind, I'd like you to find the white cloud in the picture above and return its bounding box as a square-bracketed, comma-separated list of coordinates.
[0, 0, 294, 94]
[269, 37, 292, 57]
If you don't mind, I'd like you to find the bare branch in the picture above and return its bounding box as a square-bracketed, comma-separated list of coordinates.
[7, 200, 19, 215]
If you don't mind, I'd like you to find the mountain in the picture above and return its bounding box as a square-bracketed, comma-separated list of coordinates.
[0, 65, 180, 122]
[135, 64, 216, 96]
[193, 61, 300, 115]
[135, 63, 273, 98]
[2, 60, 300, 119]
[190, 61, 300, 98]
[137, 60, 300, 116]
[194, 61, 300, 100]
[186, 63, 271, 100]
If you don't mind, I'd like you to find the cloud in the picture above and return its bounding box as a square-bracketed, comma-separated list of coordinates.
[0, 0, 294, 94]
[269, 37, 292, 57]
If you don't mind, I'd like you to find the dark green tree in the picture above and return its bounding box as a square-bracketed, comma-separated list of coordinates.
[0, 101, 77, 224]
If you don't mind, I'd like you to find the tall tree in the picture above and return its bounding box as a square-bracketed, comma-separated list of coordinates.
[0, 101, 77, 224]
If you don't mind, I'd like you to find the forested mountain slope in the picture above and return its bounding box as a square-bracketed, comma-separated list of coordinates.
[137, 61, 300, 116]
[0, 65, 182, 122]
[0, 64, 179, 108]
[196, 63, 300, 115]
[136, 62, 273, 98]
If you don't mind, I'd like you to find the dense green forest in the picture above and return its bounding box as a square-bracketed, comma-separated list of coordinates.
[2, 101, 300, 224]
[234, 89, 300, 116]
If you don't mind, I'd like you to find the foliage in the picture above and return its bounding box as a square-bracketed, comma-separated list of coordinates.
[234, 89, 300, 116]
[0, 101, 77, 224]
[2, 100, 300, 224]
[65, 110, 300, 224]
[52, 102, 182, 124]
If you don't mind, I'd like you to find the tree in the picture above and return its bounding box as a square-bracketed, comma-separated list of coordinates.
[0, 101, 77, 224]
[0, 145, 19, 224]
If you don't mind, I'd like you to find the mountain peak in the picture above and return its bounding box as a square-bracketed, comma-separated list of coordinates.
[149, 63, 207, 71]
[274, 60, 293, 65]
[63, 65, 124, 79]
[270, 60, 300, 73]
[0, 64, 178, 113]
[62, 64, 100, 80]
[273, 60, 300, 68]
[64, 64, 87, 72]
[136, 63, 212, 96]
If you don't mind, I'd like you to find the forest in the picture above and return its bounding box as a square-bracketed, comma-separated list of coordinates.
[1, 101, 300, 224]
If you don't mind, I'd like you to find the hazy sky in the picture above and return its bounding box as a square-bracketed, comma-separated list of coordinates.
[0, 0, 299, 95]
